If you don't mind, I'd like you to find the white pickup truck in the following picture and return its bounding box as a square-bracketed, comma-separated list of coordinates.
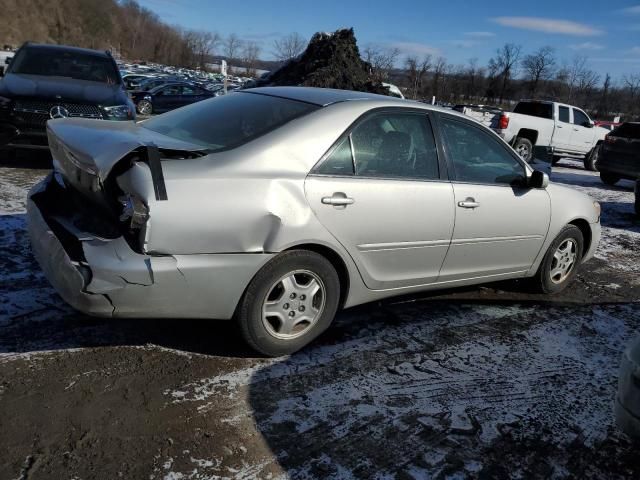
[461, 100, 609, 170]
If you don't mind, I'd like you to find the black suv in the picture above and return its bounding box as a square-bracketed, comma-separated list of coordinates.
[0, 42, 135, 150]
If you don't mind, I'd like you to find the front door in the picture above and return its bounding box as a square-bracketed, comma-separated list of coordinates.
[436, 116, 551, 282]
[305, 110, 454, 290]
[570, 108, 596, 154]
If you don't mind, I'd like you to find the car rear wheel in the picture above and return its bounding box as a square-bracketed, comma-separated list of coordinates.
[237, 250, 340, 356]
[137, 100, 153, 115]
[513, 137, 533, 162]
[533, 225, 584, 294]
[584, 144, 601, 171]
[600, 172, 620, 186]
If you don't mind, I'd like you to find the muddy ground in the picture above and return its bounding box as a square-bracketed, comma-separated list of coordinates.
[1, 152, 639, 479]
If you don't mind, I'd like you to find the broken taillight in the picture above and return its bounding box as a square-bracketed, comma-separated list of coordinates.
[118, 194, 149, 229]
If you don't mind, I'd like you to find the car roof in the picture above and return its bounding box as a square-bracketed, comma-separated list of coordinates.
[244, 86, 407, 107]
[22, 42, 111, 58]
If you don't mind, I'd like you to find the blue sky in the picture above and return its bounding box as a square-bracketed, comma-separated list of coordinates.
[138, 0, 640, 78]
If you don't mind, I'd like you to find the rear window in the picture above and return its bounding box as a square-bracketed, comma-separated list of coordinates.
[513, 102, 553, 120]
[142, 92, 319, 151]
[610, 123, 640, 139]
[9, 47, 119, 84]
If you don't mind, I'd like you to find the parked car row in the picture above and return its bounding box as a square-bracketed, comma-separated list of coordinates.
[119, 63, 247, 115]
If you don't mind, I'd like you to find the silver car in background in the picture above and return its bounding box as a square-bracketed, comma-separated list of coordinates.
[27, 87, 601, 356]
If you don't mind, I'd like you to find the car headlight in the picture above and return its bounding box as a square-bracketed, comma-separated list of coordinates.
[101, 104, 133, 120]
[593, 201, 601, 221]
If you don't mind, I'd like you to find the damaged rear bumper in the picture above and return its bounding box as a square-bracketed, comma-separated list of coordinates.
[27, 174, 274, 319]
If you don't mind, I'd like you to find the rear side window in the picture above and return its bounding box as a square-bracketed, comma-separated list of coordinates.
[143, 92, 319, 151]
[572, 109, 590, 126]
[513, 102, 553, 119]
[610, 123, 640, 139]
[440, 117, 526, 185]
[351, 113, 439, 179]
[559, 106, 570, 123]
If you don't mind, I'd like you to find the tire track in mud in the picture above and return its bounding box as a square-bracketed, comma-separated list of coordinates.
[162, 302, 640, 479]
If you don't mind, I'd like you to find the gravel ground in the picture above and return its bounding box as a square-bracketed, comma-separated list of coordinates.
[0, 153, 639, 479]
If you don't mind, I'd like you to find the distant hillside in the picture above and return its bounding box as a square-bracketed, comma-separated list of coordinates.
[0, 0, 200, 67]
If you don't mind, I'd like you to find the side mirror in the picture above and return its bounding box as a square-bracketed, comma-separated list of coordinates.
[582, 121, 594, 128]
[529, 170, 549, 189]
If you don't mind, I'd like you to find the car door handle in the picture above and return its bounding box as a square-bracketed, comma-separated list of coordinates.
[321, 193, 355, 206]
[573, 128, 580, 132]
[458, 198, 480, 208]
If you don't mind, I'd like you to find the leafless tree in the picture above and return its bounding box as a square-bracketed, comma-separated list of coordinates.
[242, 41, 261, 77]
[224, 33, 243, 61]
[491, 43, 522, 104]
[362, 44, 401, 82]
[272, 32, 307, 62]
[405, 55, 432, 100]
[191, 30, 221, 69]
[521, 46, 556, 96]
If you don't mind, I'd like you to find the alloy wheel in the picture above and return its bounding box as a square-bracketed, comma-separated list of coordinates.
[261, 270, 326, 340]
[550, 238, 577, 284]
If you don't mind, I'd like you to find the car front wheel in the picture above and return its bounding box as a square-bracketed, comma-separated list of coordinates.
[137, 100, 153, 115]
[533, 225, 584, 294]
[237, 250, 340, 356]
[584, 144, 601, 171]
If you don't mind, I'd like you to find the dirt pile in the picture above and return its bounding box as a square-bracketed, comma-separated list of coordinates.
[256, 28, 388, 95]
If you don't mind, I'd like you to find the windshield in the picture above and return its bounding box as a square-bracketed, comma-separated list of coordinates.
[9, 47, 120, 84]
[142, 92, 320, 151]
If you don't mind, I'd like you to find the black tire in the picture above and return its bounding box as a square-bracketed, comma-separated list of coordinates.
[533, 225, 584, 294]
[600, 172, 620, 186]
[513, 137, 534, 162]
[236, 250, 340, 357]
[584, 144, 601, 171]
[136, 100, 153, 115]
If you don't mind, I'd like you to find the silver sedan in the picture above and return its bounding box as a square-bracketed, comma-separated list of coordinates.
[27, 87, 601, 356]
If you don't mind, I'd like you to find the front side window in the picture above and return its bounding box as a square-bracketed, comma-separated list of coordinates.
[143, 92, 319, 151]
[349, 113, 439, 179]
[440, 118, 526, 185]
[572, 109, 590, 126]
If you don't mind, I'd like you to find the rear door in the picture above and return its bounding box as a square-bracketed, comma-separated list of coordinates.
[552, 105, 573, 150]
[305, 109, 454, 290]
[569, 108, 596, 154]
[437, 115, 551, 281]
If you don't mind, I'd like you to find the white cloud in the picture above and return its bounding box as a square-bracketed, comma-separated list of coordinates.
[620, 5, 640, 14]
[389, 42, 441, 58]
[452, 40, 478, 48]
[464, 31, 496, 38]
[570, 42, 605, 51]
[491, 16, 603, 36]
